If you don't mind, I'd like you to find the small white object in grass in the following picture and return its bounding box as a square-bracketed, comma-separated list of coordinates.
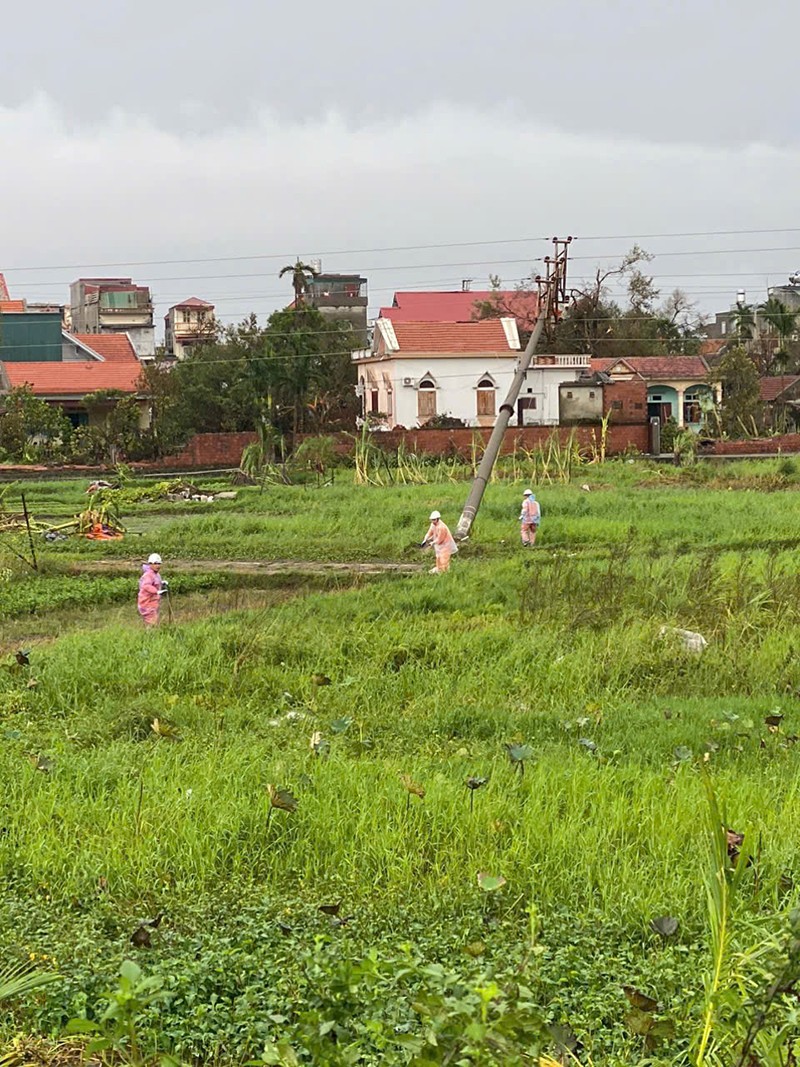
[581, 483, 591, 492]
[285, 710, 305, 722]
[659, 626, 708, 653]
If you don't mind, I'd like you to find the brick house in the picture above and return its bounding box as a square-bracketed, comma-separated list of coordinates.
[591, 356, 721, 431]
[760, 375, 800, 430]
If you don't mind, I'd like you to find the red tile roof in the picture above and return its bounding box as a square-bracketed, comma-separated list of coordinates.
[0, 300, 26, 313]
[2, 361, 144, 396]
[71, 333, 139, 363]
[760, 375, 800, 402]
[592, 356, 709, 379]
[170, 297, 214, 309]
[388, 319, 518, 353]
[700, 338, 727, 358]
[381, 290, 539, 325]
[0, 274, 9, 301]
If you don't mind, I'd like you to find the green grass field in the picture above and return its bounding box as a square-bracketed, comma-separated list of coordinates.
[3, 459, 800, 1065]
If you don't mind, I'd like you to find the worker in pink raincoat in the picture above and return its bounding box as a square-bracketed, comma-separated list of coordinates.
[519, 489, 541, 546]
[421, 511, 458, 574]
[138, 553, 166, 626]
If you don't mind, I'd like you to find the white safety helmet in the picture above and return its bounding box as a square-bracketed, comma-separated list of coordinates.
[429, 510, 441, 520]
[523, 488, 533, 496]
[147, 553, 163, 565]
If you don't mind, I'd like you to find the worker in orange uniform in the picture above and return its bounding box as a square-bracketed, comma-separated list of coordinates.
[519, 489, 541, 546]
[421, 510, 458, 574]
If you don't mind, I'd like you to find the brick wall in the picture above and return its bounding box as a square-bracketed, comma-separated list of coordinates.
[139, 432, 258, 470]
[142, 428, 800, 467]
[144, 425, 651, 468]
[603, 379, 648, 424]
[704, 433, 800, 455]
[364, 424, 650, 457]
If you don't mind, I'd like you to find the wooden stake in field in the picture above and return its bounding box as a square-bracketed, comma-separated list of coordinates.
[21, 494, 38, 572]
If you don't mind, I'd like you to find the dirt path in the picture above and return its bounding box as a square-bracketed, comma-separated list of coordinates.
[73, 558, 424, 576]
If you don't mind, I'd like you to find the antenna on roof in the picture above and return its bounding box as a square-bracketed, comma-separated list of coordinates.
[461, 279, 473, 292]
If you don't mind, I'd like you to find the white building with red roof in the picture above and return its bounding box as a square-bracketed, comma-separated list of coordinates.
[164, 298, 216, 360]
[353, 318, 588, 429]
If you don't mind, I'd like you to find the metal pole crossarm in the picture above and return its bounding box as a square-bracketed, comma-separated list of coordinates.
[454, 237, 571, 542]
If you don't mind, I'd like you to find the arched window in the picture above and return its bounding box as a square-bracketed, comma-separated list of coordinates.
[417, 377, 437, 419]
[476, 375, 496, 417]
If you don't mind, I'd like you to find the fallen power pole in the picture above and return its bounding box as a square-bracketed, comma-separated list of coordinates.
[455, 237, 572, 541]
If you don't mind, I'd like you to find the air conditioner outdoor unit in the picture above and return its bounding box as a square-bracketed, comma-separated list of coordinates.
[403, 377, 415, 387]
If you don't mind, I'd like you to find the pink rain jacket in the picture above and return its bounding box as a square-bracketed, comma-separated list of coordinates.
[138, 564, 162, 625]
[425, 521, 458, 557]
[520, 497, 541, 526]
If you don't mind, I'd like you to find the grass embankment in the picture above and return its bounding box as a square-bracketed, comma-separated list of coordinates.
[2, 460, 800, 1062]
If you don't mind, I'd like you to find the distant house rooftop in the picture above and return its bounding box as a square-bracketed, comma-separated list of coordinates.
[381, 290, 539, 326]
[169, 297, 214, 310]
[2, 360, 143, 397]
[760, 375, 800, 403]
[591, 356, 711, 379]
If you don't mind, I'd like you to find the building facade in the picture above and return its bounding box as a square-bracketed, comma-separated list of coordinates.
[591, 356, 721, 431]
[305, 266, 368, 343]
[70, 278, 155, 359]
[164, 298, 216, 360]
[352, 318, 588, 429]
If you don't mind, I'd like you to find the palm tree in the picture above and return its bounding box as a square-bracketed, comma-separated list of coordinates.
[732, 303, 756, 345]
[279, 260, 319, 306]
[759, 296, 799, 364]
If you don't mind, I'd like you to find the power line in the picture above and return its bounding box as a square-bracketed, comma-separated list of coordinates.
[569, 245, 800, 261]
[573, 227, 800, 242]
[5, 226, 800, 274]
[10, 247, 800, 293]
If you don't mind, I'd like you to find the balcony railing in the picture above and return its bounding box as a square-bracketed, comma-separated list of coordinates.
[532, 354, 590, 367]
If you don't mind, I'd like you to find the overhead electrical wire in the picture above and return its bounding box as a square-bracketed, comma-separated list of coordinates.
[4, 226, 800, 274]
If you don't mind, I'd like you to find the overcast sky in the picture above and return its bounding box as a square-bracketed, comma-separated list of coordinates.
[2, 0, 799, 332]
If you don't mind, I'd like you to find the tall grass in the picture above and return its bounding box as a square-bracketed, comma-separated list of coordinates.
[5, 466, 800, 1060]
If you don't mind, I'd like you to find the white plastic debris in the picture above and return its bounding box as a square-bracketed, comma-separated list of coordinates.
[581, 483, 591, 492]
[659, 626, 708, 653]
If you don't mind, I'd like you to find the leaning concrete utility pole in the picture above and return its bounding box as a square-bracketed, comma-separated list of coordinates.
[455, 237, 572, 541]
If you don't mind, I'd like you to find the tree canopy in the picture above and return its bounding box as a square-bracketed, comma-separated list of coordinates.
[145, 307, 359, 450]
